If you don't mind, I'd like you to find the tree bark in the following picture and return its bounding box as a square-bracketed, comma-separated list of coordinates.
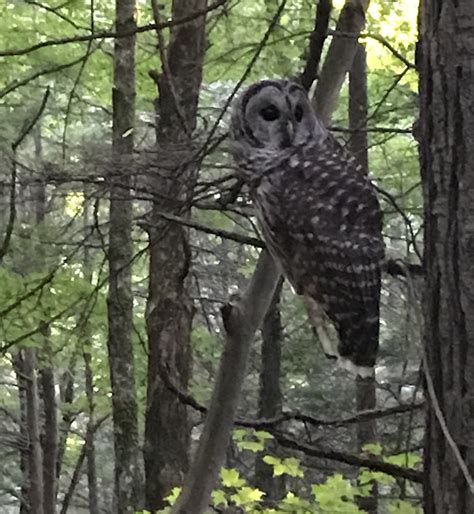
[419, 1, 474, 512]
[254, 280, 285, 501]
[143, 0, 207, 510]
[349, 43, 378, 514]
[107, 0, 142, 511]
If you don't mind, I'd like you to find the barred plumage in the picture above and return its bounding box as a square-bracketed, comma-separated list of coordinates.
[230, 79, 384, 376]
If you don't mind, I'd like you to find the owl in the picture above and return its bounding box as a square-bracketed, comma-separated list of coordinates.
[229, 79, 385, 377]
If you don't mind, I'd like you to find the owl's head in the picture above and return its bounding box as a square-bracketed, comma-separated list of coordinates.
[230, 79, 326, 155]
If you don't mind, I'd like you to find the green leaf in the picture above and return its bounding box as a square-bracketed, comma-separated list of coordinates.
[362, 442, 383, 456]
[230, 486, 265, 506]
[385, 452, 421, 468]
[211, 489, 228, 507]
[220, 467, 246, 488]
[388, 500, 422, 514]
[163, 487, 181, 506]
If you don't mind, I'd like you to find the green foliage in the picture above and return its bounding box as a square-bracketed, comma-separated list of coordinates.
[154, 435, 421, 514]
[233, 428, 274, 453]
[263, 455, 304, 478]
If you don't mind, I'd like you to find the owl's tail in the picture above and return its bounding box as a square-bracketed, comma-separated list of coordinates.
[304, 296, 375, 378]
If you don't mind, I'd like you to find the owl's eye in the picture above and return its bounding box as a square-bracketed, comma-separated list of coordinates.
[294, 104, 304, 122]
[260, 104, 280, 121]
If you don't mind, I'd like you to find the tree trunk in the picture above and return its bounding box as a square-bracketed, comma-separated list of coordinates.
[419, 1, 474, 512]
[107, 0, 142, 511]
[313, 0, 370, 125]
[83, 195, 99, 514]
[144, 0, 207, 510]
[23, 348, 44, 514]
[56, 358, 76, 482]
[349, 43, 378, 514]
[40, 363, 58, 514]
[14, 353, 32, 514]
[254, 280, 285, 501]
[34, 126, 58, 514]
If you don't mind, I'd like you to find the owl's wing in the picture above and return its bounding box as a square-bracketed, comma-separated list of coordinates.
[264, 136, 385, 370]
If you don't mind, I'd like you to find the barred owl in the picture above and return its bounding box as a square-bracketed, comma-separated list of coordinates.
[229, 79, 384, 377]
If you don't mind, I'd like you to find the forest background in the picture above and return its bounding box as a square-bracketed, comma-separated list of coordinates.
[0, 0, 448, 513]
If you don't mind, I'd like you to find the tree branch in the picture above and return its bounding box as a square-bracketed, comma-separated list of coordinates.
[0, 0, 229, 58]
[300, 0, 332, 91]
[313, 0, 370, 125]
[272, 432, 423, 483]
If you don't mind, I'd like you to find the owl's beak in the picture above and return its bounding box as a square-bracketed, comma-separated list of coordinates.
[286, 119, 295, 142]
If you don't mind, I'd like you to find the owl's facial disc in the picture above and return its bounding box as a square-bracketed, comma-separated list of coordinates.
[241, 83, 315, 150]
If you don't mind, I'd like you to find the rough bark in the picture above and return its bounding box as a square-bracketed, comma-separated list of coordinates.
[144, 0, 207, 510]
[349, 43, 378, 514]
[107, 0, 142, 511]
[254, 280, 285, 501]
[174, 2, 371, 512]
[313, 0, 370, 125]
[419, 1, 474, 512]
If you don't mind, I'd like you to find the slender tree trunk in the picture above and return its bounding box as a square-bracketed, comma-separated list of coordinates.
[32, 126, 59, 514]
[83, 195, 100, 514]
[144, 0, 207, 510]
[313, 0, 370, 125]
[107, 0, 142, 511]
[349, 43, 378, 514]
[419, 1, 474, 512]
[254, 280, 285, 501]
[40, 363, 58, 514]
[14, 353, 32, 513]
[56, 358, 76, 482]
[23, 348, 44, 514]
